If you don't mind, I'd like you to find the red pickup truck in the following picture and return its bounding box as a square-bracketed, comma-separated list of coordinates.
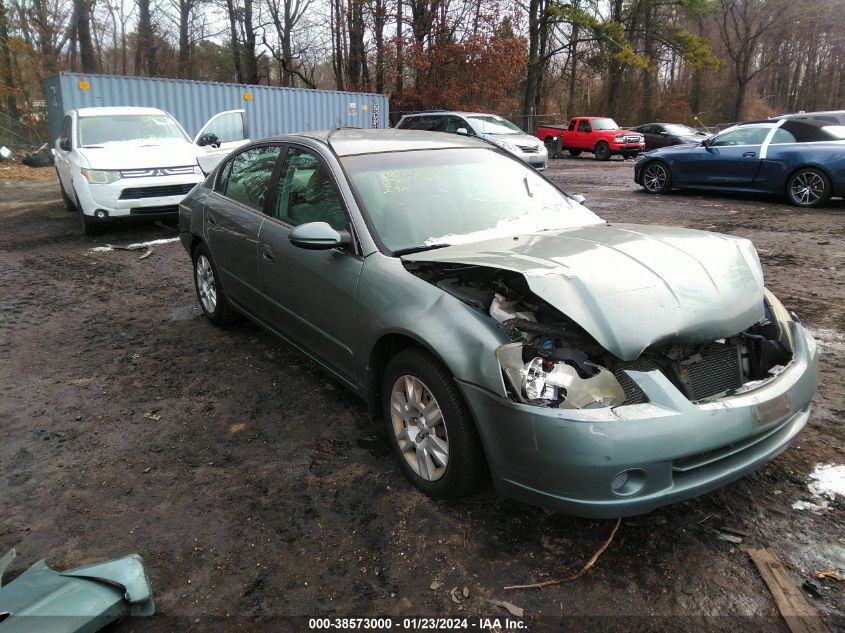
[536, 117, 645, 161]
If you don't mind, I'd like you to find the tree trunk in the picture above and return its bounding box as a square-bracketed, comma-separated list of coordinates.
[74, 0, 97, 73]
[0, 0, 17, 115]
[177, 0, 192, 79]
[242, 0, 259, 84]
[135, 0, 157, 76]
[225, 0, 243, 82]
[395, 0, 403, 93]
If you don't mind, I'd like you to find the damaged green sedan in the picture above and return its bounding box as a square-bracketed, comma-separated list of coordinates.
[178, 129, 818, 518]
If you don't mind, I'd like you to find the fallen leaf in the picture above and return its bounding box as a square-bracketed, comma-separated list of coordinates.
[488, 599, 524, 618]
[144, 412, 161, 421]
[813, 569, 844, 582]
[429, 580, 441, 591]
[450, 587, 460, 604]
[462, 586, 469, 598]
[229, 422, 248, 434]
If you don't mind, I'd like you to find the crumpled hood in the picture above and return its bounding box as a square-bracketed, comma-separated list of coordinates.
[403, 223, 766, 360]
[77, 141, 200, 170]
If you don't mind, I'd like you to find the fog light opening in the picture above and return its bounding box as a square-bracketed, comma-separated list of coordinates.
[94, 209, 108, 220]
[610, 468, 646, 497]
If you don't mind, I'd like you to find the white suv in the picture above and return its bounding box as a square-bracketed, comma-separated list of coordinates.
[54, 106, 248, 234]
[395, 111, 548, 170]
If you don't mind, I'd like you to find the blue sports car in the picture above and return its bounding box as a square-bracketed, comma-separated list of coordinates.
[634, 117, 845, 207]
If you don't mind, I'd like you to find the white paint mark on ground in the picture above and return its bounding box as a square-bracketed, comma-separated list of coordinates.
[89, 237, 180, 253]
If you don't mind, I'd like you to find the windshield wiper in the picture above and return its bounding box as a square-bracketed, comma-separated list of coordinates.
[392, 243, 452, 257]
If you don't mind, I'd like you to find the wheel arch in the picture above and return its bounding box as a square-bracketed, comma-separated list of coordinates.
[366, 331, 453, 419]
[367, 330, 492, 478]
[783, 163, 836, 197]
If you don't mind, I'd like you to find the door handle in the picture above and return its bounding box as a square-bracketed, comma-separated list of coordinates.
[743, 151, 756, 157]
[207, 214, 216, 225]
[260, 244, 274, 262]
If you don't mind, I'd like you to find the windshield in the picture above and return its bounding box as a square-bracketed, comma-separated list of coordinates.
[77, 114, 188, 146]
[591, 118, 619, 131]
[342, 148, 603, 254]
[663, 124, 700, 136]
[465, 115, 524, 135]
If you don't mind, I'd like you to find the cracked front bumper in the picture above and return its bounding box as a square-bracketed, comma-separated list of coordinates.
[458, 320, 818, 518]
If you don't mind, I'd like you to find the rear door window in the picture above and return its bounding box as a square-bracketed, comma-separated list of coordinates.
[577, 119, 591, 132]
[223, 145, 283, 209]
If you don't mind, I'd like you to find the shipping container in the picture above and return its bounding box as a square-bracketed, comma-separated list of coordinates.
[42, 72, 389, 143]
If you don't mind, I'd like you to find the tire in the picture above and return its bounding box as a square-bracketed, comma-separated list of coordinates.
[641, 160, 672, 194]
[543, 137, 558, 159]
[79, 209, 99, 236]
[594, 142, 611, 161]
[192, 243, 238, 325]
[786, 168, 831, 208]
[60, 180, 77, 212]
[568, 149, 582, 157]
[382, 348, 483, 499]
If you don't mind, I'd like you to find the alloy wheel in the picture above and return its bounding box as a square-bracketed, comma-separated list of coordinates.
[643, 163, 668, 192]
[390, 375, 449, 481]
[790, 171, 825, 206]
[196, 254, 217, 313]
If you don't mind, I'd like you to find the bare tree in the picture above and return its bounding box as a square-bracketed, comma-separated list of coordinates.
[718, 0, 789, 120]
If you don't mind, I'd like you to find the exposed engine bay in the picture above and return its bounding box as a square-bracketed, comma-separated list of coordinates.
[406, 261, 794, 409]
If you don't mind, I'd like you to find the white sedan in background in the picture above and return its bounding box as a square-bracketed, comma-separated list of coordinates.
[54, 106, 248, 234]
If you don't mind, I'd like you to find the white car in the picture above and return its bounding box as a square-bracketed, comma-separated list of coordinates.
[54, 106, 249, 234]
[395, 111, 549, 170]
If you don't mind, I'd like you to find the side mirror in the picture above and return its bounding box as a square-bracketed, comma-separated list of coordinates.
[571, 194, 586, 205]
[197, 132, 221, 148]
[59, 138, 71, 151]
[289, 221, 352, 251]
[456, 127, 469, 135]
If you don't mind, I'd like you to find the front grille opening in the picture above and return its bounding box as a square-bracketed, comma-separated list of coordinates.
[130, 205, 180, 215]
[119, 183, 195, 200]
[681, 344, 743, 401]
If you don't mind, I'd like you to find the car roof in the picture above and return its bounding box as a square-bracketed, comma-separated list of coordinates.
[400, 111, 505, 118]
[292, 128, 489, 156]
[75, 106, 168, 118]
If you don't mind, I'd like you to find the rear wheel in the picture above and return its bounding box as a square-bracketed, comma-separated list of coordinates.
[594, 142, 611, 161]
[641, 161, 672, 194]
[786, 168, 831, 208]
[193, 243, 237, 325]
[568, 149, 582, 157]
[382, 348, 482, 498]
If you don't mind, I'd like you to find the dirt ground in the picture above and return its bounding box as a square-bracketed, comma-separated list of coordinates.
[1, 159, 842, 632]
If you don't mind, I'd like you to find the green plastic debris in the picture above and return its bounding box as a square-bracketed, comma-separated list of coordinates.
[0, 548, 155, 633]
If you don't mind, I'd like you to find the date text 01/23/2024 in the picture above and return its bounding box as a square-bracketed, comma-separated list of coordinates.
[308, 617, 526, 630]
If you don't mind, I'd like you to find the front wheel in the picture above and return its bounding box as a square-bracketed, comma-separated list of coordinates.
[594, 142, 611, 161]
[193, 243, 238, 325]
[786, 168, 831, 208]
[382, 348, 483, 498]
[641, 161, 672, 194]
[60, 180, 77, 212]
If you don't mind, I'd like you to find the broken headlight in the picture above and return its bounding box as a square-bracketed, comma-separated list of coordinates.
[498, 343, 627, 409]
